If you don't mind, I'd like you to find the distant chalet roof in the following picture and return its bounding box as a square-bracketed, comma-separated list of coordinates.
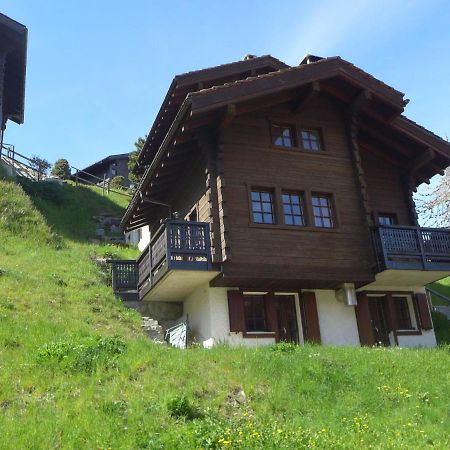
[122, 54, 450, 231]
[0, 13, 28, 125]
[79, 153, 129, 175]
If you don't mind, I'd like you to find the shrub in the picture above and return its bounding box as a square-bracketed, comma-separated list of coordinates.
[167, 395, 201, 421]
[51, 159, 71, 179]
[111, 175, 125, 189]
[271, 341, 298, 353]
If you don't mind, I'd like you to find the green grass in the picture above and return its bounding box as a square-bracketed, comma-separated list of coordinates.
[1, 177, 450, 449]
[429, 278, 450, 306]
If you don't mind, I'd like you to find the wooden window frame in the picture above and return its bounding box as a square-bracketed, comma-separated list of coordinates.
[270, 122, 297, 149]
[246, 184, 339, 232]
[299, 128, 324, 152]
[249, 188, 277, 225]
[376, 212, 398, 226]
[311, 193, 336, 228]
[281, 191, 306, 226]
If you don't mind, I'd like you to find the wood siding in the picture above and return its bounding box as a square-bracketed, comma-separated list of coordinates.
[215, 94, 376, 289]
[361, 150, 413, 225]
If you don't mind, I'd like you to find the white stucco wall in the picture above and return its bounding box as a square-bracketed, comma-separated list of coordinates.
[138, 226, 150, 252]
[315, 290, 360, 346]
[184, 284, 212, 343]
[397, 330, 436, 348]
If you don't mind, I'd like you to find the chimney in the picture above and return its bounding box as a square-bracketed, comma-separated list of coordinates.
[243, 54, 257, 61]
[299, 54, 324, 65]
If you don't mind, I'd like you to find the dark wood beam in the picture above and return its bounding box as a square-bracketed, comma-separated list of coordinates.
[347, 90, 372, 116]
[406, 147, 435, 174]
[360, 140, 404, 168]
[291, 81, 320, 113]
[219, 103, 237, 129]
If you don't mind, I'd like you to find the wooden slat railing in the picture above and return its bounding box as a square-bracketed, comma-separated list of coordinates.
[372, 225, 450, 271]
[109, 220, 212, 301]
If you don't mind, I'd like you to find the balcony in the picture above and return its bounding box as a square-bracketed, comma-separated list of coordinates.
[370, 225, 450, 286]
[111, 220, 219, 302]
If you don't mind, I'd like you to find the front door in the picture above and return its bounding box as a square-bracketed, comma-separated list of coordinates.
[275, 295, 299, 343]
[368, 296, 390, 346]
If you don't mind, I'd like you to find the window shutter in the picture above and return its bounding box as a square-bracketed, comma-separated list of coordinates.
[355, 292, 375, 346]
[385, 294, 398, 331]
[227, 290, 245, 332]
[415, 293, 433, 330]
[301, 291, 321, 343]
[264, 293, 279, 337]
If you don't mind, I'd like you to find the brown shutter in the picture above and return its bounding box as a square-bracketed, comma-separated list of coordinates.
[415, 293, 433, 330]
[227, 290, 245, 332]
[301, 291, 321, 344]
[355, 292, 375, 346]
[264, 293, 279, 339]
[385, 294, 398, 331]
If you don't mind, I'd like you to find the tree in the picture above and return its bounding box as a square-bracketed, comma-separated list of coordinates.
[111, 175, 125, 189]
[30, 155, 51, 181]
[128, 135, 147, 184]
[51, 159, 71, 179]
[415, 169, 450, 227]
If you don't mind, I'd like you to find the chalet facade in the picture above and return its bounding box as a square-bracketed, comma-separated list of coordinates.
[76, 153, 131, 187]
[0, 13, 27, 149]
[116, 54, 450, 348]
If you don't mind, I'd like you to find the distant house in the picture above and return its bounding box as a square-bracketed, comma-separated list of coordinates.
[0, 13, 27, 148]
[76, 153, 131, 187]
[113, 54, 450, 349]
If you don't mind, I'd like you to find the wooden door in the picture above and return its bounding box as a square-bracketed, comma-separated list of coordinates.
[275, 295, 299, 343]
[368, 296, 390, 346]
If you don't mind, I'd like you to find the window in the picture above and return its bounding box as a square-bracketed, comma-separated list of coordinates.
[244, 295, 268, 331]
[300, 129, 322, 151]
[378, 213, 397, 226]
[272, 124, 295, 148]
[282, 192, 305, 226]
[251, 190, 275, 224]
[312, 194, 334, 228]
[395, 297, 413, 329]
[111, 167, 117, 176]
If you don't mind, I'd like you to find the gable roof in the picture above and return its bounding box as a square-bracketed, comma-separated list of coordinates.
[122, 55, 450, 231]
[136, 55, 288, 170]
[79, 153, 129, 175]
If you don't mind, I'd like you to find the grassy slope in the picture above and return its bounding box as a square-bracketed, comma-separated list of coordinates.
[0, 177, 450, 449]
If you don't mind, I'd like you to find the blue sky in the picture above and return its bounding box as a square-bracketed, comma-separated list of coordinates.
[2, 0, 450, 169]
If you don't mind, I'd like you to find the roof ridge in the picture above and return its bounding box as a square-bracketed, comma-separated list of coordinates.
[174, 55, 288, 79]
[188, 56, 341, 97]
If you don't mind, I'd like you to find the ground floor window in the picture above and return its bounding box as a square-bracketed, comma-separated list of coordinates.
[243, 294, 268, 332]
[395, 296, 413, 329]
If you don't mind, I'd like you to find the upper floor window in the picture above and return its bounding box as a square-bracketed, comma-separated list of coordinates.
[300, 129, 322, 151]
[378, 213, 397, 226]
[312, 194, 334, 228]
[251, 190, 275, 224]
[282, 192, 305, 226]
[272, 124, 295, 148]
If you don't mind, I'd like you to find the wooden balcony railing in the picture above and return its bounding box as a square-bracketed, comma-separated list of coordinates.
[138, 220, 212, 298]
[372, 225, 450, 271]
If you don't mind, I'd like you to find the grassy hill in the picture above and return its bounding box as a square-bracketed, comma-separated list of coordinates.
[0, 175, 450, 449]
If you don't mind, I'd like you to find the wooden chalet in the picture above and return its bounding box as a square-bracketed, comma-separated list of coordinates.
[0, 13, 27, 147]
[115, 54, 450, 348]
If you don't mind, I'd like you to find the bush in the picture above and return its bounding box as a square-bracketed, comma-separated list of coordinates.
[111, 175, 125, 189]
[51, 159, 71, 179]
[167, 395, 201, 421]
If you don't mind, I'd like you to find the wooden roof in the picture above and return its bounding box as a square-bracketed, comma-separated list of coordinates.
[0, 13, 27, 125]
[135, 55, 288, 171]
[122, 55, 450, 231]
